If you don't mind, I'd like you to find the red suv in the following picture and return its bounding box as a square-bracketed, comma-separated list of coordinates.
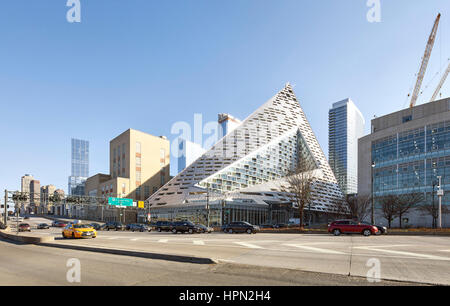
[328, 220, 378, 236]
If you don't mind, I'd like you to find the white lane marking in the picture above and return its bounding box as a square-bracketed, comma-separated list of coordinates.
[193, 240, 205, 245]
[284, 244, 346, 255]
[440, 250, 450, 252]
[107, 237, 119, 240]
[158, 239, 168, 243]
[234, 242, 264, 249]
[354, 246, 450, 261]
[130, 238, 139, 241]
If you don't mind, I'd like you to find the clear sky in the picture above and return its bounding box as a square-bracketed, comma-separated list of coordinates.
[1, 0, 450, 192]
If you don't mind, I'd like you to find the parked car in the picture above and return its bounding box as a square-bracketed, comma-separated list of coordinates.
[170, 221, 197, 234]
[328, 220, 378, 236]
[18, 223, 31, 232]
[222, 222, 260, 234]
[103, 221, 125, 231]
[155, 221, 173, 232]
[62, 223, 97, 239]
[360, 221, 388, 235]
[37, 223, 50, 229]
[89, 223, 102, 230]
[195, 224, 213, 233]
[259, 224, 274, 229]
[273, 223, 288, 229]
[24, 216, 30, 220]
[128, 223, 151, 232]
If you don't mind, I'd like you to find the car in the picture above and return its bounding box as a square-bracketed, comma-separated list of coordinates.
[52, 221, 67, 228]
[328, 220, 378, 236]
[62, 223, 97, 239]
[9, 216, 24, 222]
[222, 221, 260, 234]
[259, 224, 274, 229]
[24, 216, 30, 220]
[154, 221, 173, 232]
[103, 221, 125, 231]
[273, 223, 288, 229]
[170, 221, 197, 234]
[18, 223, 31, 232]
[0, 222, 6, 229]
[128, 223, 151, 232]
[89, 223, 102, 230]
[37, 223, 50, 229]
[360, 221, 388, 235]
[195, 224, 213, 233]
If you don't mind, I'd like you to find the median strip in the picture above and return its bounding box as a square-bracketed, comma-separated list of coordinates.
[36, 241, 217, 264]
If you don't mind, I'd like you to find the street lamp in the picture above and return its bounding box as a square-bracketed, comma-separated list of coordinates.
[371, 161, 376, 224]
[432, 180, 437, 229]
[437, 176, 443, 229]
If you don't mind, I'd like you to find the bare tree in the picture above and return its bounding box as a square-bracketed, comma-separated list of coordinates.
[417, 202, 449, 228]
[280, 156, 316, 229]
[378, 195, 398, 228]
[346, 194, 371, 222]
[395, 193, 424, 228]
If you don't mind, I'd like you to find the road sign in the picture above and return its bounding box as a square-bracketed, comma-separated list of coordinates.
[437, 190, 444, 196]
[138, 201, 145, 209]
[108, 197, 133, 207]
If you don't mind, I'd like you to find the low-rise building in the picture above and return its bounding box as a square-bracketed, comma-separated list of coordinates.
[358, 97, 450, 227]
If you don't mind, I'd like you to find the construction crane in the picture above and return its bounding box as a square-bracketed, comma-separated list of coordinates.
[430, 61, 450, 102]
[409, 13, 441, 108]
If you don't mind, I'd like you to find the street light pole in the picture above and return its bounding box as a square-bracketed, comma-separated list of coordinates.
[432, 181, 437, 229]
[371, 161, 376, 224]
[437, 176, 443, 229]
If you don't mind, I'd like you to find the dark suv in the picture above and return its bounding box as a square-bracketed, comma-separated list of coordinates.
[103, 221, 125, 231]
[222, 221, 260, 234]
[127, 223, 151, 232]
[155, 221, 173, 232]
[170, 221, 196, 234]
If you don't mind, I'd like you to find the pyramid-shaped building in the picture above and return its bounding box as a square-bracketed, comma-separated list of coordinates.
[147, 84, 345, 225]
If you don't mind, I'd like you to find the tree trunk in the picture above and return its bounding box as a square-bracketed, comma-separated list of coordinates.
[399, 213, 402, 229]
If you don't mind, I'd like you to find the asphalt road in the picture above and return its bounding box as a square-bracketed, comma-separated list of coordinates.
[7, 216, 450, 285]
[0, 238, 416, 286]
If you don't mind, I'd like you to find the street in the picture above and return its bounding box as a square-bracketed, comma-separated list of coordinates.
[3, 217, 449, 285]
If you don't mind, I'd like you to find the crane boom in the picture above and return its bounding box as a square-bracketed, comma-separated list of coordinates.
[430, 62, 450, 102]
[409, 13, 441, 108]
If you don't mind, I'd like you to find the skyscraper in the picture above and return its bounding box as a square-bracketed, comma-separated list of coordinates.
[177, 139, 206, 174]
[218, 113, 241, 140]
[328, 98, 365, 195]
[68, 138, 89, 195]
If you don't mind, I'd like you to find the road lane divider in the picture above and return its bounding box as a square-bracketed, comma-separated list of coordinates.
[354, 246, 450, 261]
[284, 244, 346, 255]
[234, 242, 264, 249]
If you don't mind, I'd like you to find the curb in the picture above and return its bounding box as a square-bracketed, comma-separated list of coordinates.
[37, 242, 216, 265]
[0, 230, 55, 244]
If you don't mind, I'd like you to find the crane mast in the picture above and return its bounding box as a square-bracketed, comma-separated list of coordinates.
[409, 13, 441, 108]
[430, 62, 450, 102]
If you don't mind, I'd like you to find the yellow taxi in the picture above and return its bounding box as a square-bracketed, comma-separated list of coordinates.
[62, 223, 97, 239]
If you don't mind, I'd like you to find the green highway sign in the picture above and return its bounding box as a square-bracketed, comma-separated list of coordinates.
[108, 197, 134, 207]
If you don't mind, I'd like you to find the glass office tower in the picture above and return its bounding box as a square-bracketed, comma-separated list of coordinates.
[329, 99, 365, 195]
[68, 138, 89, 195]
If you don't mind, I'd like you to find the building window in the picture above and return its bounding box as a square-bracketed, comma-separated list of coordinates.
[136, 142, 141, 154]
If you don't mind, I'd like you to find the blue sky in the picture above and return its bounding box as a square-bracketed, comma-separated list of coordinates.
[1, 0, 450, 192]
